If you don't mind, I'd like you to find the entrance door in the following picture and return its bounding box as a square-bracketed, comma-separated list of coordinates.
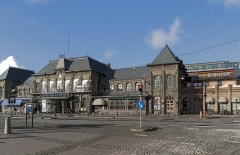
[193, 97, 202, 114]
[182, 97, 190, 114]
[166, 96, 174, 114]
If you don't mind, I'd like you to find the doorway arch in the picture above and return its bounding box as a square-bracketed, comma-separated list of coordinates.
[193, 97, 202, 114]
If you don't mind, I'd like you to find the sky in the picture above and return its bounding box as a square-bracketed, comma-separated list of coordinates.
[1, 0, 240, 74]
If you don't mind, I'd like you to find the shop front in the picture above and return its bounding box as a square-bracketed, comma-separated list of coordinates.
[40, 92, 74, 114]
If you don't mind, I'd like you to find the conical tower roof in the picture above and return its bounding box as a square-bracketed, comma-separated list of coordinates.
[148, 44, 180, 66]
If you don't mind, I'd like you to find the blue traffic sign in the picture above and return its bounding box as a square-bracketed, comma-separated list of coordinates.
[27, 105, 33, 113]
[137, 100, 144, 110]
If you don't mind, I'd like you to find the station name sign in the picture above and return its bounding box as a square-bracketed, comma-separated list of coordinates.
[41, 92, 70, 98]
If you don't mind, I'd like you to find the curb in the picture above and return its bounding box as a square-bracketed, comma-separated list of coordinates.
[130, 126, 156, 132]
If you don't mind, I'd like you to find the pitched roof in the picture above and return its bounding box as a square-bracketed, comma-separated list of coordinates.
[55, 56, 67, 70]
[111, 66, 149, 80]
[0, 67, 35, 84]
[22, 76, 34, 86]
[37, 56, 113, 78]
[148, 44, 180, 66]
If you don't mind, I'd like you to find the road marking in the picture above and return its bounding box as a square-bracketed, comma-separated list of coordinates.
[134, 134, 148, 137]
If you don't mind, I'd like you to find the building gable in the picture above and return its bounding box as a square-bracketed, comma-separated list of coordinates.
[148, 44, 180, 66]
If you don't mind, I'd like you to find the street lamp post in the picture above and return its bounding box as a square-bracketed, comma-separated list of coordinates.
[9, 88, 18, 116]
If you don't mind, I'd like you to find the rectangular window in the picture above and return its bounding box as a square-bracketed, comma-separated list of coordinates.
[234, 63, 239, 69]
[205, 81, 209, 87]
[208, 73, 211, 78]
[186, 66, 192, 72]
[213, 64, 219, 70]
[194, 82, 202, 87]
[220, 64, 225, 70]
[214, 72, 219, 77]
[217, 81, 222, 86]
[206, 65, 211, 71]
[225, 72, 230, 76]
[220, 103, 227, 111]
[0, 87, 2, 96]
[183, 82, 191, 88]
[236, 80, 240, 85]
[207, 103, 214, 110]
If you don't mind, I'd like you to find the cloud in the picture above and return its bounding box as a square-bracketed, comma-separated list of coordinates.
[103, 50, 114, 60]
[25, 0, 55, 5]
[212, 0, 240, 8]
[0, 56, 22, 75]
[145, 18, 183, 49]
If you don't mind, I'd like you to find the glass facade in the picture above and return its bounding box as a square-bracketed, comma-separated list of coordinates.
[186, 61, 240, 72]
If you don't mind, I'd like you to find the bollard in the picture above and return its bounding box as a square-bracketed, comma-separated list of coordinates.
[200, 111, 202, 118]
[117, 111, 118, 117]
[4, 117, 12, 134]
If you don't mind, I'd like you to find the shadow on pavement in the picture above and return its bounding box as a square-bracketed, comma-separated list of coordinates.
[56, 123, 115, 129]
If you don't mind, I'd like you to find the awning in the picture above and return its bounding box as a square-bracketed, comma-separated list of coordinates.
[206, 97, 215, 103]
[92, 98, 107, 106]
[40, 92, 71, 99]
[0, 99, 24, 107]
[232, 97, 240, 102]
[218, 97, 228, 103]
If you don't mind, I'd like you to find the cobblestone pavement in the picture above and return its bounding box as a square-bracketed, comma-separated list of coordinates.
[0, 114, 240, 155]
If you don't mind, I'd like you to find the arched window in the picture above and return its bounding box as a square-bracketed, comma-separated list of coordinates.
[126, 83, 131, 92]
[117, 83, 123, 92]
[110, 84, 114, 91]
[154, 76, 161, 90]
[145, 81, 150, 91]
[166, 74, 174, 89]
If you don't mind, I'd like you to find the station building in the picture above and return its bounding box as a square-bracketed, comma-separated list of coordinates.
[0, 67, 34, 113]
[185, 61, 240, 115]
[2, 45, 240, 116]
[30, 55, 113, 114]
[26, 45, 188, 115]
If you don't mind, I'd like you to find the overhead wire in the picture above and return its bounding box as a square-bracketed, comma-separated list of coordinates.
[178, 38, 240, 57]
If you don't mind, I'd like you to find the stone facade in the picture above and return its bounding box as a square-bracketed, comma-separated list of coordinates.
[2, 46, 240, 116]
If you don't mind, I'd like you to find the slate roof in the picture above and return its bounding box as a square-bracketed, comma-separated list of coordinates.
[111, 66, 149, 80]
[55, 56, 67, 70]
[22, 76, 34, 86]
[148, 44, 181, 66]
[0, 67, 35, 85]
[37, 56, 114, 78]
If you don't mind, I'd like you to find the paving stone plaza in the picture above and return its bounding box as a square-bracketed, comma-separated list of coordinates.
[1, 114, 240, 155]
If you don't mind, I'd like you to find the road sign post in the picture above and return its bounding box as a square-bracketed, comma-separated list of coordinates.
[26, 104, 34, 127]
[137, 97, 144, 128]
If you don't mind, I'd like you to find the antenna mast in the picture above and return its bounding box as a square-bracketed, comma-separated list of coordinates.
[68, 32, 70, 59]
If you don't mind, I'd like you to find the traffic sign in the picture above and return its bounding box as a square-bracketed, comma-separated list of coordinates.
[137, 100, 144, 110]
[27, 105, 33, 113]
